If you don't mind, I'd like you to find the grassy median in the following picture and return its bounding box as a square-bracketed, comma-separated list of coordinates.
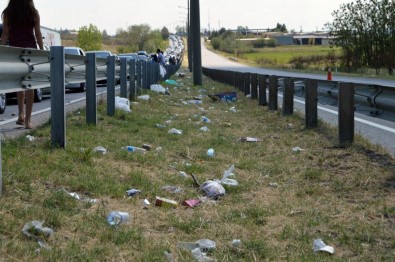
[0, 69, 394, 261]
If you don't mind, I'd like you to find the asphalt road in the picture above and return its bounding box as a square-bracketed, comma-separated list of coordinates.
[201, 43, 395, 157]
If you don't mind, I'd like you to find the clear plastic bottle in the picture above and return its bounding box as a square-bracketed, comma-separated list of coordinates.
[107, 211, 130, 226]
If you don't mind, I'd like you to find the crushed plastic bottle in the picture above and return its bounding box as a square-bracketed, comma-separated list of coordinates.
[201, 116, 211, 123]
[107, 211, 130, 226]
[121, 146, 147, 153]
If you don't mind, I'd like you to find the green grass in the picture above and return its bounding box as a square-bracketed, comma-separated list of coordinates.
[0, 69, 394, 261]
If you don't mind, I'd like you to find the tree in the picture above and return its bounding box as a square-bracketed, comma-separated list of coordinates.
[77, 24, 102, 51]
[327, 0, 395, 74]
[161, 27, 170, 40]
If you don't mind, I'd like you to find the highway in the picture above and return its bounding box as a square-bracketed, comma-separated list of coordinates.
[201, 42, 395, 156]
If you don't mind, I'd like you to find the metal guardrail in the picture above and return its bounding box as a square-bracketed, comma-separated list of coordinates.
[0, 45, 183, 196]
[202, 67, 395, 144]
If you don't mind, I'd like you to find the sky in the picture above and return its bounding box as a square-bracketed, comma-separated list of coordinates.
[0, 0, 351, 35]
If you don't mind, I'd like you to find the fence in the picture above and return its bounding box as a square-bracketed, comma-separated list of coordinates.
[0, 45, 183, 196]
[202, 67, 395, 144]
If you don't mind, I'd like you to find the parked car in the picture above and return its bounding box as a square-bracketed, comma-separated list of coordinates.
[118, 53, 138, 62]
[85, 50, 119, 85]
[64, 47, 86, 92]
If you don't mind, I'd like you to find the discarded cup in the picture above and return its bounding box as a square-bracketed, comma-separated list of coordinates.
[107, 211, 130, 226]
[232, 239, 242, 247]
[93, 146, 107, 155]
[143, 199, 150, 209]
[168, 128, 183, 135]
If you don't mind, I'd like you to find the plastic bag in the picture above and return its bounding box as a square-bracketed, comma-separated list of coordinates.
[115, 96, 131, 112]
[160, 64, 167, 78]
[200, 180, 225, 199]
[150, 84, 167, 93]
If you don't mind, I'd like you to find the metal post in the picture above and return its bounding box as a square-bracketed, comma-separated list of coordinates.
[0, 139, 2, 196]
[120, 58, 127, 98]
[86, 53, 97, 125]
[50, 46, 66, 148]
[258, 74, 267, 106]
[251, 73, 258, 99]
[305, 79, 318, 128]
[187, 0, 192, 72]
[191, 0, 202, 85]
[339, 82, 355, 144]
[269, 75, 278, 111]
[283, 78, 294, 116]
[129, 59, 136, 100]
[136, 60, 142, 93]
[107, 55, 116, 116]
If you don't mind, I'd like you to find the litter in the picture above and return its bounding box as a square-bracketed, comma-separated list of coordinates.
[115, 96, 131, 112]
[191, 248, 215, 262]
[229, 107, 237, 113]
[22, 221, 53, 250]
[201, 116, 211, 123]
[182, 199, 201, 207]
[207, 148, 215, 157]
[168, 128, 183, 135]
[93, 146, 107, 155]
[162, 185, 183, 194]
[292, 147, 304, 152]
[160, 64, 167, 78]
[150, 84, 167, 93]
[164, 251, 175, 262]
[220, 165, 238, 187]
[200, 126, 209, 132]
[208, 92, 237, 102]
[62, 189, 97, 203]
[121, 146, 147, 153]
[269, 182, 278, 188]
[155, 197, 178, 208]
[143, 199, 150, 209]
[179, 171, 188, 178]
[155, 124, 166, 129]
[26, 135, 35, 142]
[178, 239, 216, 252]
[240, 137, 262, 142]
[126, 189, 141, 196]
[165, 79, 177, 86]
[107, 211, 130, 226]
[199, 180, 225, 199]
[143, 199, 151, 209]
[313, 239, 335, 254]
[187, 100, 203, 105]
[137, 95, 150, 101]
[231, 239, 242, 247]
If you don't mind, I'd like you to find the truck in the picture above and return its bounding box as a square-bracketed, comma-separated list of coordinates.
[0, 24, 61, 113]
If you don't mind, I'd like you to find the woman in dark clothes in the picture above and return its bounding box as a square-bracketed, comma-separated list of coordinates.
[1, 0, 43, 129]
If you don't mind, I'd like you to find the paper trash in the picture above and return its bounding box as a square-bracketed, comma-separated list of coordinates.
[313, 239, 335, 254]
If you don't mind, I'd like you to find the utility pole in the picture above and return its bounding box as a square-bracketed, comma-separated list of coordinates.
[187, 0, 192, 72]
[190, 0, 202, 85]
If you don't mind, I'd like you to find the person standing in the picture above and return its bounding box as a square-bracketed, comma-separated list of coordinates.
[1, 0, 43, 129]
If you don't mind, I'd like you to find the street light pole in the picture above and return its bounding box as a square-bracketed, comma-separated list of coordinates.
[187, 0, 192, 72]
[190, 0, 202, 85]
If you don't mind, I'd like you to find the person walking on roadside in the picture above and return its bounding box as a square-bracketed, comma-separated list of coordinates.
[1, 0, 43, 129]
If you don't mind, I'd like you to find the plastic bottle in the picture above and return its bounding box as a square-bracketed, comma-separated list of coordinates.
[122, 146, 146, 153]
[107, 211, 130, 226]
[207, 148, 215, 157]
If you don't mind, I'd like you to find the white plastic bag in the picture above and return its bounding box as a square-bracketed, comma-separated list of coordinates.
[200, 180, 225, 199]
[150, 84, 166, 93]
[160, 64, 167, 78]
[115, 96, 131, 112]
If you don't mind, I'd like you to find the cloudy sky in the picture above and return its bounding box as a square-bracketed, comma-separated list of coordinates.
[0, 0, 350, 35]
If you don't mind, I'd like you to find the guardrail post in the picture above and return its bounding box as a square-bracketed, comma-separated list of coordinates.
[0, 140, 2, 196]
[269, 75, 278, 111]
[339, 82, 355, 144]
[251, 73, 258, 99]
[50, 46, 66, 148]
[142, 61, 147, 89]
[136, 60, 142, 93]
[305, 79, 318, 128]
[283, 78, 294, 116]
[120, 58, 127, 98]
[129, 59, 136, 100]
[107, 55, 116, 116]
[244, 73, 251, 96]
[86, 53, 97, 125]
[258, 74, 267, 106]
